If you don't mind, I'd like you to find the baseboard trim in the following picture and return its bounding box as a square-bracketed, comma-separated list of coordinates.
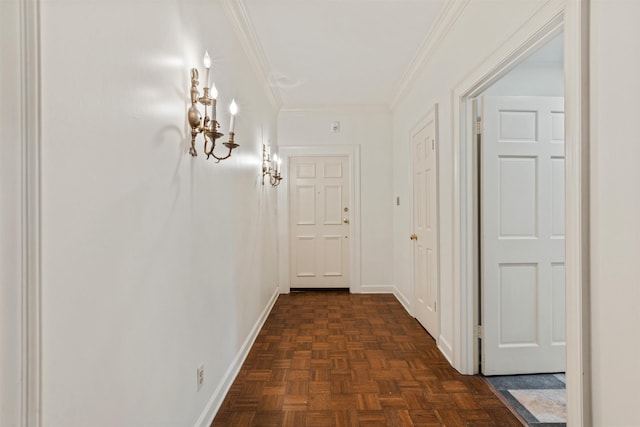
[438, 335, 454, 365]
[393, 288, 412, 315]
[194, 286, 280, 427]
[359, 284, 395, 294]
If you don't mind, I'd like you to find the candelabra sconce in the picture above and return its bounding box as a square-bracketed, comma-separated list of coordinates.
[262, 144, 283, 187]
[187, 51, 239, 162]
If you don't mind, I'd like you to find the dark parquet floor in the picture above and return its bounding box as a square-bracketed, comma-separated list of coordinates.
[211, 291, 521, 426]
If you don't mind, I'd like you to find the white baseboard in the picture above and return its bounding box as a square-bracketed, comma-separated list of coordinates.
[194, 286, 280, 427]
[392, 287, 412, 315]
[438, 335, 454, 365]
[359, 284, 396, 294]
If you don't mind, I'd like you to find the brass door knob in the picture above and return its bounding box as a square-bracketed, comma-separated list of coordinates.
[410, 234, 418, 241]
[343, 218, 350, 224]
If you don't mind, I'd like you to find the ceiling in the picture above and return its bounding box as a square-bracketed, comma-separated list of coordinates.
[241, 0, 447, 108]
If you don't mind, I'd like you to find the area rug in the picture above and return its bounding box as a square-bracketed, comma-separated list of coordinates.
[485, 373, 566, 426]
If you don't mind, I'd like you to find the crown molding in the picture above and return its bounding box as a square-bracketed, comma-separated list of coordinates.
[221, 0, 283, 110]
[389, 0, 470, 109]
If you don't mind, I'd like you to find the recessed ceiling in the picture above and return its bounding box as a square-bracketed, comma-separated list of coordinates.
[242, 0, 446, 108]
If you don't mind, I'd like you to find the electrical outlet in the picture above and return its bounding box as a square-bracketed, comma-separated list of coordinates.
[197, 364, 204, 391]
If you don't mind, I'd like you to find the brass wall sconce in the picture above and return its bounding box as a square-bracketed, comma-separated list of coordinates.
[262, 144, 283, 186]
[187, 51, 239, 162]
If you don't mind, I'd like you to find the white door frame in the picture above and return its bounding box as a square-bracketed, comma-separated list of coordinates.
[277, 145, 361, 294]
[451, 3, 590, 425]
[10, 0, 43, 426]
[410, 105, 440, 339]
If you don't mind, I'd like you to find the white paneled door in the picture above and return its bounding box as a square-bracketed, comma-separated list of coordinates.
[289, 156, 350, 288]
[481, 96, 565, 375]
[411, 113, 439, 337]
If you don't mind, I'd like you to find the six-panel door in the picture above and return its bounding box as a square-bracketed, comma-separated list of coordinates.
[289, 156, 350, 288]
[481, 96, 566, 375]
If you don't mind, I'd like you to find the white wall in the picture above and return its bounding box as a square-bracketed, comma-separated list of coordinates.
[590, 1, 640, 424]
[484, 31, 564, 97]
[278, 108, 395, 294]
[0, 0, 23, 425]
[392, 0, 553, 362]
[483, 63, 564, 96]
[38, 1, 279, 426]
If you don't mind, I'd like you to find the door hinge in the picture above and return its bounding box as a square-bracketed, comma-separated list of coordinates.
[476, 325, 484, 339]
[431, 139, 435, 150]
[475, 120, 482, 135]
[434, 301, 437, 312]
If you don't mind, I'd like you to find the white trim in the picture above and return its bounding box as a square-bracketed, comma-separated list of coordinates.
[360, 285, 396, 294]
[438, 336, 454, 366]
[389, 0, 470, 109]
[220, 0, 283, 110]
[392, 287, 411, 315]
[20, 0, 42, 425]
[277, 145, 361, 294]
[409, 104, 441, 341]
[451, 0, 590, 424]
[195, 287, 280, 427]
[564, 1, 591, 424]
[452, 0, 563, 375]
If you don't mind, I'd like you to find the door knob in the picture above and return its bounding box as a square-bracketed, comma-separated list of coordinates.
[343, 218, 350, 224]
[410, 234, 418, 241]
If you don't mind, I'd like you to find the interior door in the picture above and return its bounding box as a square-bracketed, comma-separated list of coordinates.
[411, 113, 439, 337]
[480, 96, 565, 375]
[289, 156, 349, 288]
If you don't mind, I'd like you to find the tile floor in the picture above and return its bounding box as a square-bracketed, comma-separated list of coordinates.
[485, 373, 566, 426]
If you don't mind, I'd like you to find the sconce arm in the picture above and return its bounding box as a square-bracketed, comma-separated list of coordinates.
[205, 132, 238, 163]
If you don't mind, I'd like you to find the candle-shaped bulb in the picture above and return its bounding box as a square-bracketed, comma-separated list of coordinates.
[210, 84, 218, 99]
[229, 99, 238, 132]
[273, 153, 278, 163]
[203, 51, 211, 88]
[277, 157, 282, 174]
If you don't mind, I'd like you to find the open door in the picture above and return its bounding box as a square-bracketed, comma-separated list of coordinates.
[480, 96, 566, 375]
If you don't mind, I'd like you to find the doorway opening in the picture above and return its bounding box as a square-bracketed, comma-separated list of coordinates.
[474, 32, 567, 425]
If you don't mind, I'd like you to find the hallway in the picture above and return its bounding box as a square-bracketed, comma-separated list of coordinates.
[211, 292, 520, 426]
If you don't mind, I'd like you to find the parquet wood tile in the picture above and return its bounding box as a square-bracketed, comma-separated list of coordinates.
[211, 292, 522, 426]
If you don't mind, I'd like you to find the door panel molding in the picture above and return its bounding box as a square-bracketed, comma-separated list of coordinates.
[289, 156, 349, 288]
[277, 145, 361, 293]
[481, 95, 566, 375]
[410, 105, 440, 343]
